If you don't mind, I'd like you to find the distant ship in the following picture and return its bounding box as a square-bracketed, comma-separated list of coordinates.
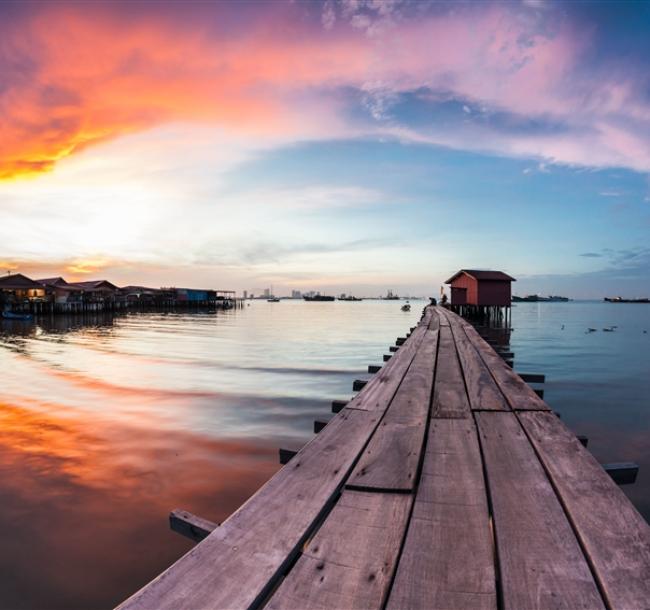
[604, 297, 650, 303]
[512, 295, 570, 302]
[382, 290, 400, 300]
[303, 295, 335, 302]
[338, 295, 362, 301]
[267, 297, 280, 302]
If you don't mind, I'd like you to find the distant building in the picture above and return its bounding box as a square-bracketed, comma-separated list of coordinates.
[67, 279, 119, 304]
[38, 277, 84, 307]
[243, 290, 248, 300]
[0, 273, 46, 306]
[291, 290, 301, 299]
[263, 288, 270, 298]
[445, 269, 515, 307]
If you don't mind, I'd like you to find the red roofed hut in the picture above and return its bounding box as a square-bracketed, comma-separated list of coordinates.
[444, 269, 515, 323]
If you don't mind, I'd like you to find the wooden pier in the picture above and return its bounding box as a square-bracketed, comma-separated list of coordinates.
[118, 305, 650, 610]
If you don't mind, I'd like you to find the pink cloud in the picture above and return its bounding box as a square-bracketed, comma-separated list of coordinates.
[1, 1, 649, 177]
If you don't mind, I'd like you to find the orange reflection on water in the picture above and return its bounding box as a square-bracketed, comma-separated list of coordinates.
[0, 399, 279, 610]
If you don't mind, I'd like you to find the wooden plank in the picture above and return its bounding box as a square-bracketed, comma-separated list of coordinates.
[428, 307, 441, 330]
[432, 325, 471, 418]
[266, 491, 411, 610]
[169, 509, 218, 543]
[519, 373, 546, 383]
[118, 412, 382, 609]
[353, 379, 368, 391]
[347, 327, 439, 491]
[602, 462, 639, 485]
[518, 411, 650, 609]
[438, 309, 510, 411]
[475, 412, 605, 610]
[460, 322, 549, 411]
[118, 316, 431, 610]
[341, 316, 431, 412]
[279, 448, 298, 464]
[386, 419, 496, 610]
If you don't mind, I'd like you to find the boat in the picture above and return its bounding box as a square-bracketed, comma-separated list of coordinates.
[401, 304, 411, 312]
[267, 298, 280, 302]
[338, 296, 362, 301]
[604, 297, 650, 303]
[303, 295, 335, 302]
[382, 290, 400, 300]
[1, 311, 33, 321]
[512, 295, 570, 302]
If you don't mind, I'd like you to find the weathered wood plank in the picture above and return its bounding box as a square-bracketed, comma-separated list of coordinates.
[518, 411, 650, 609]
[118, 315, 432, 610]
[459, 321, 549, 411]
[519, 373, 546, 384]
[438, 309, 510, 411]
[347, 327, 439, 491]
[475, 412, 605, 610]
[386, 419, 496, 610]
[339, 314, 431, 413]
[169, 509, 218, 543]
[603, 461, 639, 485]
[279, 448, 297, 464]
[432, 325, 471, 418]
[266, 491, 411, 610]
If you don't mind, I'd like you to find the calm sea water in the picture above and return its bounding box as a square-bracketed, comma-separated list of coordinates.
[0, 300, 648, 609]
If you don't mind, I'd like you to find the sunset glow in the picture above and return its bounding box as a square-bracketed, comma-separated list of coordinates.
[2, 0, 650, 296]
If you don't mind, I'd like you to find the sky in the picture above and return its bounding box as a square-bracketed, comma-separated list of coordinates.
[1, 0, 650, 298]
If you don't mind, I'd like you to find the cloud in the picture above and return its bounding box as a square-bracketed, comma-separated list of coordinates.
[1, 1, 650, 179]
[0, 4, 368, 179]
[580, 252, 604, 258]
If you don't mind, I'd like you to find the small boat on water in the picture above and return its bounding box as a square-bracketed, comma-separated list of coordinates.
[338, 296, 362, 301]
[303, 295, 335, 302]
[2, 311, 33, 321]
[401, 303, 411, 312]
[267, 298, 280, 302]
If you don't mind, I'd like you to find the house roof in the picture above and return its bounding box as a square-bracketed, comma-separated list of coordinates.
[120, 285, 161, 294]
[67, 280, 119, 291]
[0, 273, 44, 290]
[445, 269, 516, 284]
[37, 277, 69, 287]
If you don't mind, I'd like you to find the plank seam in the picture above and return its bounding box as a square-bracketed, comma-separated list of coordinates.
[512, 411, 612, 610]
[381, 306, 442, 610]
[456, 316, 548, 412]
[470, 410, 504, 610]
[258, 311, 437, 610]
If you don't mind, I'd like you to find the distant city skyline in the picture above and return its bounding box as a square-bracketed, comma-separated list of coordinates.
[1, 1, 650, 299]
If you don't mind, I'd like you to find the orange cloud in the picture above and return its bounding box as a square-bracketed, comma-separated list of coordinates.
[64, 257, 113, 276]
[0, 5, 370, 180]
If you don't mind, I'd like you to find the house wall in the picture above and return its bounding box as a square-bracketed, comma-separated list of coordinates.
[450, 274, 478, 305]
[476, 281, 512, 306]
[451, 286, 468, 305]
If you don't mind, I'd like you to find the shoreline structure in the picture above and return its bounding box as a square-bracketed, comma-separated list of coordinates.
[0, 273, 239, 315]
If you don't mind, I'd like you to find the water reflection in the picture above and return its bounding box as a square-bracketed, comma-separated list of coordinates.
[1, 301, 647, 609]
[0, 302, 425, 609]
[0, 399, 278, 610]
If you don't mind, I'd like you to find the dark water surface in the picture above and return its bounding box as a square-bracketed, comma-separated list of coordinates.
[0, 300, 648, 609]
